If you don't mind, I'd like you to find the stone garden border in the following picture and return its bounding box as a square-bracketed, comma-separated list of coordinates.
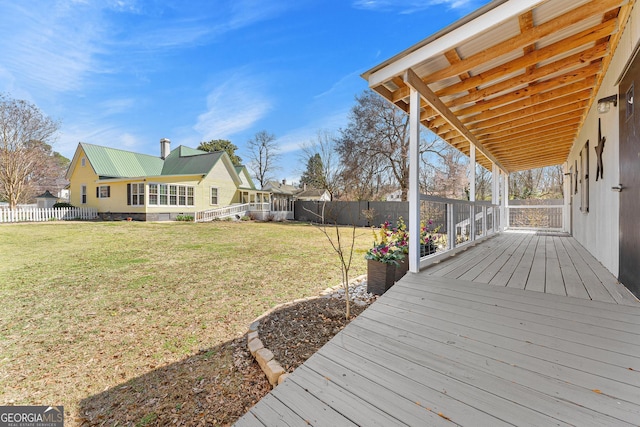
[246, 275, 368, 387]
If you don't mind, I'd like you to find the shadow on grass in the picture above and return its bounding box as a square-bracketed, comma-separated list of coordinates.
[78, 336, 270, 427]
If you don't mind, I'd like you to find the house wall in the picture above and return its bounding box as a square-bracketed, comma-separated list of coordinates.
[201, 159, 239, 206]
[96, 181, 145, 214]
[68, 148, 100, 209]
[567, 5, 640, 277]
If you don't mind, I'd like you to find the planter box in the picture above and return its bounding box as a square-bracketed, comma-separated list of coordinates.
[367, 259, 396, 295]
[394, 257, 409, 282]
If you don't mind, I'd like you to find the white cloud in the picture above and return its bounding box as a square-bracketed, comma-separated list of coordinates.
[352, 0, 476, 14]
[194, 73, 271, 141]
[0, 1, 105, 94]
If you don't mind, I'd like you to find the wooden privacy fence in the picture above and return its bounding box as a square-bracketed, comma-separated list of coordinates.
[0, 207, 98, 223]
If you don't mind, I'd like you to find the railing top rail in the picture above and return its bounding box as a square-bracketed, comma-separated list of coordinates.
[506, 205, 564, 209]
[420, 194, 496, 207]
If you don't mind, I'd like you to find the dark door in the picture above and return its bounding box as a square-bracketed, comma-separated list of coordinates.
[619, 51, 640, 298]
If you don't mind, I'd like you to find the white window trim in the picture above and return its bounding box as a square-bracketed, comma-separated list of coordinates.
[98, 185, 110, 198]
[210, 187, 219, 205]
[81, 184, 87, 204]
[147, 183, 195, 207]
[130, 182, 145, 206]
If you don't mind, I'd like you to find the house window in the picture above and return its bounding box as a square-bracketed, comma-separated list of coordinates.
[168, 185, 177, 205]
[187, 187, 194, 205]
[148, 184, 158, 205]
[210, 187, 218, 205]
[159, 184, 168, 205]
[81, 185, 87, 204]
[147, 183, 194, 206]
[178, 186, 186, 205]
[128, 183, 145, 206]
[97, 185, 110, 198]
[81, 157, 86, 167]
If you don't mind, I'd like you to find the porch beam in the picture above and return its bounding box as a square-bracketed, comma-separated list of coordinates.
[403, 68, 507, 173]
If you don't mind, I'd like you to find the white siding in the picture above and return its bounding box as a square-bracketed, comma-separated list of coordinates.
[567, 6, 640, 277]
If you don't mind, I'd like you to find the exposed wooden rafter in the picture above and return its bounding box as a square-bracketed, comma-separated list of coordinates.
[362, 0, 632, 172]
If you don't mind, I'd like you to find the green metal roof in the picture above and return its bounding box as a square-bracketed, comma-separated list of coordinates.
[81, 143, 163, 178]
[161, 147, 222, 175]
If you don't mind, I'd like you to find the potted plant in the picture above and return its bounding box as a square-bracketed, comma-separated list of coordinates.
[392, 217, 410, 281]
[365, 220, 405, 295]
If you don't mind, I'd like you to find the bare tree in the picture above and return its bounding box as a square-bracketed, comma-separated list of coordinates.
[0, 95, 60, 208]
[299, 130, 342, 200]
[426, 145, 469, 199]
[509, 166, 563, 200]
[306, 202, 359, 319]
[336, 90, 442, 201]
[247, 130, 280, 189]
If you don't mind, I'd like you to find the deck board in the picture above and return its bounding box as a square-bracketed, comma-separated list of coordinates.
[237, 233, 640, 427]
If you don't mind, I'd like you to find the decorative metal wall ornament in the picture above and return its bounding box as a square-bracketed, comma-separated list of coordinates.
[595, 118, 606, 181]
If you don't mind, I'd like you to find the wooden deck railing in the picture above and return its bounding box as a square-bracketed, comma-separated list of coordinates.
[419, 195, 500, 268]
[505, 204, 565, 231]
[194, 203, 270, 222]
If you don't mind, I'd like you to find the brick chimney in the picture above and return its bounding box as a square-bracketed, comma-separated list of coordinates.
[160, 138, 171, 160]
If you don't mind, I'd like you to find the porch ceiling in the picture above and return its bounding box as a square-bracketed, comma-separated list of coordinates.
[362, 0, 634, 173]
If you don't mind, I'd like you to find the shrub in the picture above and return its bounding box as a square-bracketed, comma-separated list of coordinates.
[175, 215, 194, 222]
[53, 202, 74, 208]
[240, 215, 251, 221]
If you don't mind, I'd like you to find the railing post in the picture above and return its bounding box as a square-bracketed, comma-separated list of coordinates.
[447, 203, 455, 250]
[482, 205, 487, 237]
[469, 204, 475, 242]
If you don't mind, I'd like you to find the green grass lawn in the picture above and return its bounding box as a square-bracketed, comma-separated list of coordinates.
[0, 220, 371, 424]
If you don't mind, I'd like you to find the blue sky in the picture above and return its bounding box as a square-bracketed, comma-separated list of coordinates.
[0, 0, 490, 184]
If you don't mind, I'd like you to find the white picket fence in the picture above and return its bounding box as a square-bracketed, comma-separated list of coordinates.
[0, 207, 98, 223]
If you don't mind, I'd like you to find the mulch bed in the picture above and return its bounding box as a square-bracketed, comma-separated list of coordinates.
[258, 297, 370, 372]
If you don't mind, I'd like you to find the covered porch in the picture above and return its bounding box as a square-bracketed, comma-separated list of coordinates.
[237, 0, 640, 425]
[237, 233, 639, 426]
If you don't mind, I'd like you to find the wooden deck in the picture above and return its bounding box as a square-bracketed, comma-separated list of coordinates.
[423, 231, 638, 305]
[236, 233, 640, 426]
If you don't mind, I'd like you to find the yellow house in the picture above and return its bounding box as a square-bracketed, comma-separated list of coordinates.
[65, 139, 269, 221]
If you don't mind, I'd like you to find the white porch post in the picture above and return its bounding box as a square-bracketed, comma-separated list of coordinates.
[469, 144, 476, 202]
[469, 144, 476, 240]
[503, 172, 510, 229]
[492, 163, 499, 206]
[563, 162, 570, 233]
[408, 87, 421, 273]
[492, 163, 499, 232]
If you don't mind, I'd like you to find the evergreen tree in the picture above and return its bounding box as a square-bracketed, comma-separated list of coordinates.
[197, 139, 243, 166]
[300, 153, 325, 189]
